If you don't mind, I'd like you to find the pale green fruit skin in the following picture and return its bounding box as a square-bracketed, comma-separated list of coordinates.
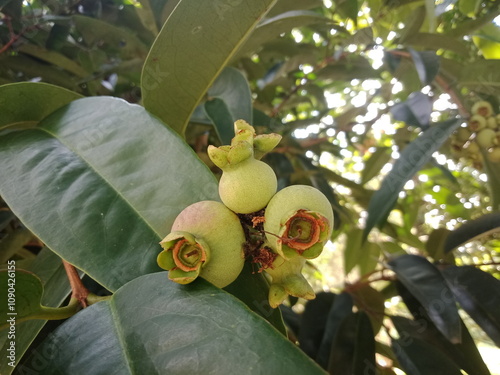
[476, 128, 496, 149]
[488, 147, 500, 163]
[264, 185, 334, 259]
[170, 200, 245, 288]
[219, 158, 277, 214]
[471, 101, 493, 117]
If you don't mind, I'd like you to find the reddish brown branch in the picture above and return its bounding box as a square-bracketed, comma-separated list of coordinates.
[62, 260, 89, 308]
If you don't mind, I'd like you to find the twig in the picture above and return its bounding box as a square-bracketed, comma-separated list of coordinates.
[62, 260, 89, 308]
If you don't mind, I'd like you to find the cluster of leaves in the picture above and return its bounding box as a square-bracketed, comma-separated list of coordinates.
[1, 0, 500, 374]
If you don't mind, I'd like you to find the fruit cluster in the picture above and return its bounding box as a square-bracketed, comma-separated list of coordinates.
[157, 120, 334, 308]
[452, 101, 500, 164]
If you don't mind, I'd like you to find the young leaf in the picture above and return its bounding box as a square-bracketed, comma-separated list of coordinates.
[388, 254, 461, 343]
[141, 0, 278, 135]
[443, 212, 500, 253]
[0, 97, 219, 292]
[19, 273, 327, 375]
[0, 82, 82, 130]
[363, 118, 461, 238]
[442, 265, 500, 346]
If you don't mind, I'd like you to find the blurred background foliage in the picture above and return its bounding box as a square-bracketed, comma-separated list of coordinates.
[2, 0, 500, 373]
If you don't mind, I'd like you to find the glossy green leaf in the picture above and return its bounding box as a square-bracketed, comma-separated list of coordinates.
[19, 273, 326, 375]
[266, 0, 323, 17]
[0, 228, 32, 264]
[443, 212, 500, 253]
[361, 147, 391, 184]
[405, 33, 469, 56]
[0, 248, 75, 374]
[142, 0, 278, 135]
[442, 265, 500, 346]
[0, 97, 219, 291]
[408, 49, 440, 86]
[388, 254, 461, 343]
[364, 119, 461, 238]
[0, 82, 82, 130]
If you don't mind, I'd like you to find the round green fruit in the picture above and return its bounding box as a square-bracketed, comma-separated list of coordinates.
[468, 115, 487, 132]
[488, 147, 500, 163]
[471, 101, 493, 118]
[157, 200, 245, 288]
[264, 185, 333, 260]
[219, 157, 277, 214]
[476, 128, 496, 149]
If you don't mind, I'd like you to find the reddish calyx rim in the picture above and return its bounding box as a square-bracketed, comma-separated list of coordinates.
[172, 239, 206, 272]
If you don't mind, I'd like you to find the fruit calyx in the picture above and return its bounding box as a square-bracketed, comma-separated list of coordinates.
[158, 231, 210, 284]
[264, 255, 315, 308]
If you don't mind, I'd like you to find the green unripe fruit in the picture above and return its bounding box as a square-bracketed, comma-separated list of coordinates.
[218, 157, 278, 213]
[486, 116, 497, 129]
[264, 185, 333, 260]
[476, 128, 496, 149]
[455, 127, 472, 142]
[264, 255, 315, 308]
[471, 101, 493, 118]
[488, 147, 500, 163]
[468, 115, 487, 132]
[157, 201, 245, 288]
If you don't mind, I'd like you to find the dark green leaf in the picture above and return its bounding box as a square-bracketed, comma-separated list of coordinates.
[390, 92, 432, 127]
[207, 67, 253, 124]
[392, 336, 463, 375]
[391, 315, 490, 375]
[73, 15, 149, 60]
[364, 119, 461, 237]
[0, 248, 75, 374]
[408, 49, 440, 86]
[361, 147, 392, 184]
[405, 33, 469, 56]
[142, 0, 278, 135]
[444, 212, 500, 252]
[204, 98, 234, 145]
[204, 67, 253, 144]
[0, 82, 82, 130]
[267, 0, 323, 17]
[327, 312, 376, 374]
[317, 292, 353, 368]
[223, 262, 286, 335]
[399, 6, 426, 43]
[0, 97, 219, 291]
[336, 0, 358, 26]
[388, 254, 461, 343]
[20, 273, 326, 375]
[442, 265, 500, 346]
[0, 270, 45, 327]
[237, 10, 333, 57]
[298, 292, 336, 358]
